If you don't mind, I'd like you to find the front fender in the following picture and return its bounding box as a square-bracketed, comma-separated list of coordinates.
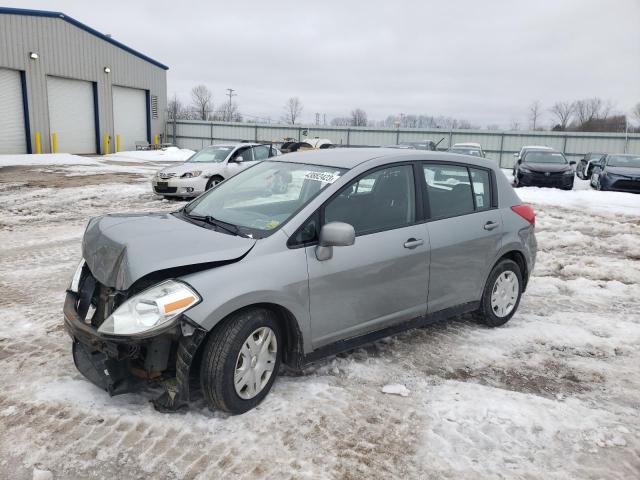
[178, 242, 312, 353]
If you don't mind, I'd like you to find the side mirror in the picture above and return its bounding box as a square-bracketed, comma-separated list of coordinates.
[569, 160, 576, 166]
[230, 155, 243, 163]
[513, 153, 519, 158]
[315, 222, 355, 261]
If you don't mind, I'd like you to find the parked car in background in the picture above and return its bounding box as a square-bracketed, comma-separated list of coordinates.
[576, 152, 607, 180]
[513, 145, 552, 163]
[280, 138, 334, 153]
[590, 154, 640, 193]
[448, 142, 485, 157]
[404, 140, 441, 150]
[151, 143, 280, 198]
[513, 149, 575, 190]
[298, 138, 334, 150]
[65, 149, 536, 414]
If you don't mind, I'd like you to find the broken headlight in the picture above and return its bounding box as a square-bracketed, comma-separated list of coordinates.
[181, 171, 202, 178]
[98, 280, 200, 336]
[69, 258, 86, 293]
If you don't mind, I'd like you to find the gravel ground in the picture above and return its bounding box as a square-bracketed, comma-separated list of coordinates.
[0, 161, 639, 479]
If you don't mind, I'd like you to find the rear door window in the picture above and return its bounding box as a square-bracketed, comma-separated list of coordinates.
[422, 164, 474, 218]
[252, 145, 270, 161]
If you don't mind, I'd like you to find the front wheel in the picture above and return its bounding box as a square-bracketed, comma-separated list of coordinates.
[206, 175, 224, 190]
[200, 308, 281, 414]
[474, 259, 523, 327]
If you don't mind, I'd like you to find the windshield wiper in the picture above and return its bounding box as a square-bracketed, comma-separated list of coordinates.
[183, 211, 249, 238]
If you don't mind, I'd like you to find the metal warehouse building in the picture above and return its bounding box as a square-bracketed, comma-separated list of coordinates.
[0, 7, 167, 155]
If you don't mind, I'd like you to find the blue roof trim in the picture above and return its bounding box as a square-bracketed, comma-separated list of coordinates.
[0, 7, 169, 70]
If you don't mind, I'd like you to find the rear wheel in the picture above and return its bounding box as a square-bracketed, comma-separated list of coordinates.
[474, 259, 522, 327]
[200, 308, 281, 414]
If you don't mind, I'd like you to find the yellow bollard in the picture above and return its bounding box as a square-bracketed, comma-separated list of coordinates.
[154, 134, 159, 146]
[116, 134, 121, 152]
[104, 135, 110, 155]
[35, 132, 42, 154]
[51, 133, 58, 153]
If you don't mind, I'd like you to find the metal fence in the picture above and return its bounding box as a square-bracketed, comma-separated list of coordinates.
[165, 120, 640, 168]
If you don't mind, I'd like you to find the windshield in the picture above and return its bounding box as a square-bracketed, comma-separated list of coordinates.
[607, 155, 640, 168]
[524, 151, 567, 164]
[186, 146, 234, 163]
[185, 161, 346, 236]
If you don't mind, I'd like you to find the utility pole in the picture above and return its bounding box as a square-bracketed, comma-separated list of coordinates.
[225, 88, 237, 122]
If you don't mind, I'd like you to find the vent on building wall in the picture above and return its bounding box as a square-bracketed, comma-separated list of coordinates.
[151, 95, 158, 119]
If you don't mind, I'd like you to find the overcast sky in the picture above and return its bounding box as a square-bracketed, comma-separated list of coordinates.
[6, 0, 640, 127]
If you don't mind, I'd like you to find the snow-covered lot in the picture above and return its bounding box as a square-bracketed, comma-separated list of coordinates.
[1, 155, 639, 479]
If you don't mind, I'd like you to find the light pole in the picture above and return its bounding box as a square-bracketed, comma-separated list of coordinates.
[226, 88, 237, 122]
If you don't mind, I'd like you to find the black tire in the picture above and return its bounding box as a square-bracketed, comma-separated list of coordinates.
[200, 308, 282, 414]
[206, 175, 224, 190]
[474, 259, 523, 327]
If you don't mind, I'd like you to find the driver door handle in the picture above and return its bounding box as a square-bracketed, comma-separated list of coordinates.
[403, 238, 424, 249]
[484, 221, 499, 231]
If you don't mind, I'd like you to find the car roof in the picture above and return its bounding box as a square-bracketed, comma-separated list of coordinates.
[271, 147, 497, 170]
[522, 145, 552, 150]
[209, 142, 263, 148]
[453, 142, 481, 148]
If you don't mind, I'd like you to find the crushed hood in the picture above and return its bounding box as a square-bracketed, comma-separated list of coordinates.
[82, 212, 256, 290]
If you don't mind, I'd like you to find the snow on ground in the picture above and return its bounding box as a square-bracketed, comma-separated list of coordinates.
[501, 169, 640, 217]
[106, 146, 195, 163]
[0, 160, 639, 479]
[0, 153, 97, 167]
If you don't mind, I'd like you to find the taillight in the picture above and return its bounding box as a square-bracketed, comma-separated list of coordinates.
[511, 205, 535, 226]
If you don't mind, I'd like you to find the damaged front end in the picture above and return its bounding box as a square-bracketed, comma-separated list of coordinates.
[63, 260, 207, 411]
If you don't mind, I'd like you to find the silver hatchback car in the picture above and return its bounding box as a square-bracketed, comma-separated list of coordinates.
[65, 149, 536, 414]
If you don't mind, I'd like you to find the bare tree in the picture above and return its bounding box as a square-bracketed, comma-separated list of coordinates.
[215, 102, 241, 122]
[510, 119, 521, 131]
[282, 97, 303, 124]
[168, 94, 186, 120]
[330, 117, 351, 126]
[191, 85, 213, 120]
[633, 102, 640, 125]
[350, 108, 368, 127]
[486, 124, 500, 131]
[549, 101, 575, 130]
[574, 97, 604, 124]
[528, 101, 542, 130]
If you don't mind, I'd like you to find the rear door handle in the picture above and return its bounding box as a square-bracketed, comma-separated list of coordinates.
[484, 221, 499, 231]
[403, 238, 424, 249]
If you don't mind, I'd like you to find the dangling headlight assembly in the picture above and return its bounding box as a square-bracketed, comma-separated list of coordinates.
[181, 171, 202, 178]
[98, 280, 200, 336]
[69, 258, 86, 293]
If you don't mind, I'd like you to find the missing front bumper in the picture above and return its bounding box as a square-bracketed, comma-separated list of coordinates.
[64, 291, 207, 411]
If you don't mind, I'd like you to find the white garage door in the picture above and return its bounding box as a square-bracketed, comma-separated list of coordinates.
[113, 86, 147, 151]
[0, 68, 27, 154]
[47, 76, 96, 154]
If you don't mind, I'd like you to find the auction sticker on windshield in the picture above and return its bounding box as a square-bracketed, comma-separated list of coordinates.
[304, 171, 342, 183]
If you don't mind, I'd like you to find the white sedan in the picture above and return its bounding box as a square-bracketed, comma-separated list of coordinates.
[152, 143, 280, 198]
